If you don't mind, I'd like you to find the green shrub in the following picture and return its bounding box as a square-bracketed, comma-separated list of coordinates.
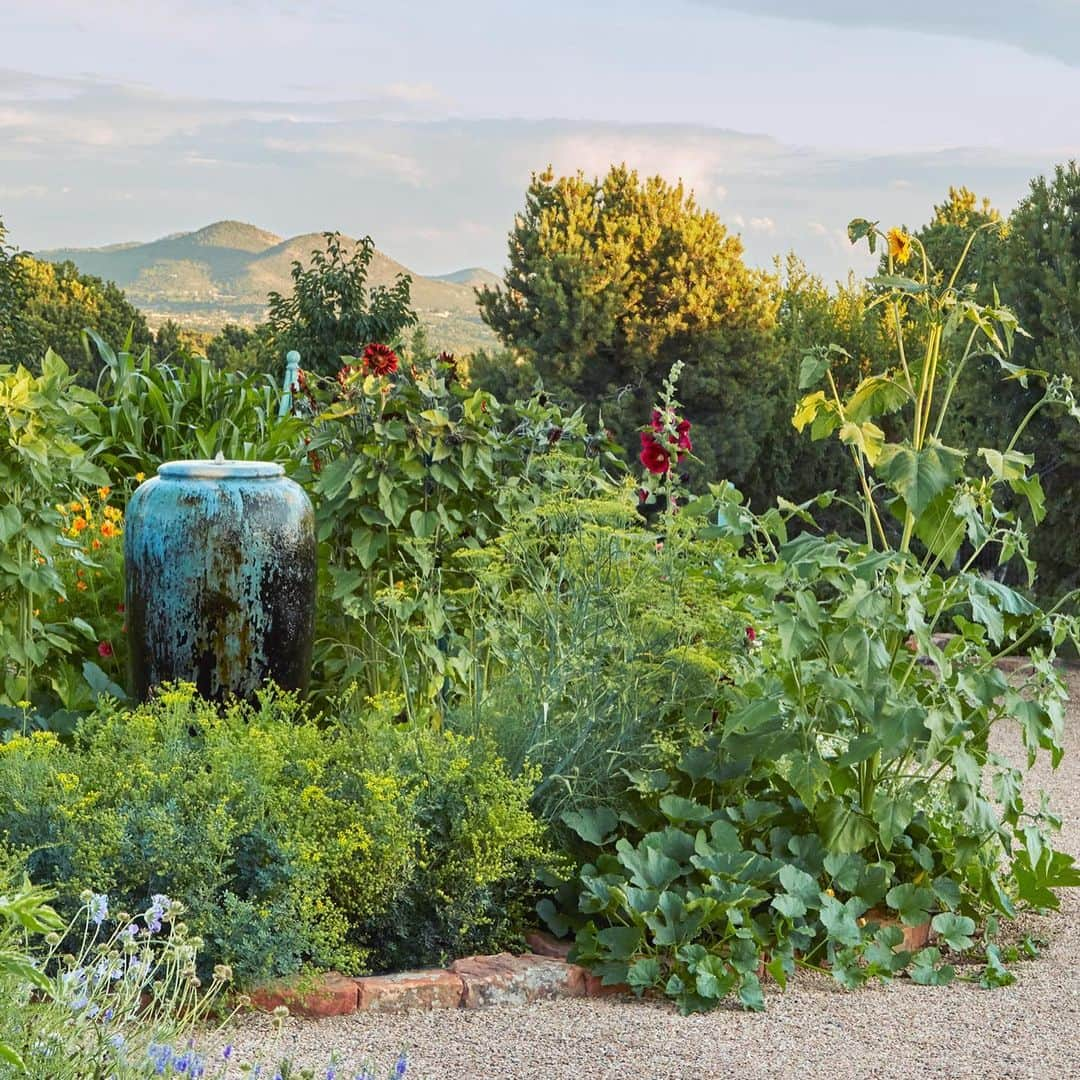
[0, 686, 551, 983]
[295, 347, 616, 721]
[450, 484, 753, 826]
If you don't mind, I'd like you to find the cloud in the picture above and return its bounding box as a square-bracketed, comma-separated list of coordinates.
[0, 69, 1062, 282]
[694, 1, 1080, 67]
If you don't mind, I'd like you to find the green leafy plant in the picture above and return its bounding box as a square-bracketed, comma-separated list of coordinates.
[0, 685, 550, 983]
[0, 352, 111, 728]
[453, 481, 750, 826]
[295, 347, 614, 720]
[0, 878, 236, 1078]
[553, 219, 1080, 1011]
[89, 331, 301, 479]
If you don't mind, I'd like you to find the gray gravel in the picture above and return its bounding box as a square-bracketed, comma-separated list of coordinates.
[225, 673, 1080, 1080]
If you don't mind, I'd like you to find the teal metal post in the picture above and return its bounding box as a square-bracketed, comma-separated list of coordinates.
[279, 350, 301, 417]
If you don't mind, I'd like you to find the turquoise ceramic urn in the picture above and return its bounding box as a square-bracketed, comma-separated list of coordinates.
[124, 458, 316, 701]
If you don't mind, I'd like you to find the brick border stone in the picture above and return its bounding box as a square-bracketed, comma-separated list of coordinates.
[249, 940, 627, 1017]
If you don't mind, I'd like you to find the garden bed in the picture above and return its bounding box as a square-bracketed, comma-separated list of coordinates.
[217, 673, 1080, 1078]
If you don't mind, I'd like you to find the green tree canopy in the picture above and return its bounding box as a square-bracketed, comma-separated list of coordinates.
[476, 165, 779, 490]
[0, 251, 152, 382]
[266, 232, 417, 376]
[996, 162, 1080, 594]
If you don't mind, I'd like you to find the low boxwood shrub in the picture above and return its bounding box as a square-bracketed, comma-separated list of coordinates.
[0, 685, 550, 984]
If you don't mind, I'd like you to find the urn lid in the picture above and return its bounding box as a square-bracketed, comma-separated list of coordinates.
[158, 459, 285, 480]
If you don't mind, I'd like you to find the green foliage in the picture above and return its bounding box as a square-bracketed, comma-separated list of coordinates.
[0, 685, 550, 983]
[997, 162, 1080, 595]
[767, 256, 894, 521]
[296, 348, 615, 720]
[0, 879, 238, 1078]
[267, 232, 417, 376]
[552, 220, 1080, 1012]
[477, 165, 778, 486]
[451, 486, 753, 824]
[204, 322, 272, 375]
[1, 256, 152, 384]
[0, 217, 32, 368]
[89, 332, 301, 479]
[0, 353, 110, 721]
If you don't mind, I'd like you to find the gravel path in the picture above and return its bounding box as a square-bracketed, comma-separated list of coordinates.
[227, 673, 1080, 1080]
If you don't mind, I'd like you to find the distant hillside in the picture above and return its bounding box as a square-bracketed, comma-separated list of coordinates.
[35, 220, 500, 355]
[431, 267, 502, 288]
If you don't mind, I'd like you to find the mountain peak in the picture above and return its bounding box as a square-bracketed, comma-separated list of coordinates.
[431, 267, 502, 287]
[186, 220, 282, 252]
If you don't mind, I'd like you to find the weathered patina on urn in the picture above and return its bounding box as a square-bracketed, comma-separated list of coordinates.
[124, 458, 315, 701]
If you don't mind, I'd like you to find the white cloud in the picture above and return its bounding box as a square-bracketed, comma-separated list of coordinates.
[0, 70, 1062, 282]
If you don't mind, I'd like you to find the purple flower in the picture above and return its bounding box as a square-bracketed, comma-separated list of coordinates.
[89, 893, 108, 926]
[395, 1053, 407, 1077]
[145, 894, 171, 934]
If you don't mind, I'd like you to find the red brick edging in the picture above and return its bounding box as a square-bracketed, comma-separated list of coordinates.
[247, 933, 623, 1018]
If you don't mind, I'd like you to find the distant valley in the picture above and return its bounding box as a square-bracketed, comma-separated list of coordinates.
[34, 221, 501, 355]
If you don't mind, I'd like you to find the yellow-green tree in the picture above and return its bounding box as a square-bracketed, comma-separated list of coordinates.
[0, 254, 152, 382]
[477, 165, 779, 490]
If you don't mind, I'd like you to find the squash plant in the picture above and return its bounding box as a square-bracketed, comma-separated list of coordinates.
[556, 219, 1080, 1011]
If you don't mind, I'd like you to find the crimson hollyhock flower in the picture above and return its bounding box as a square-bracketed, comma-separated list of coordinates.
[362, 342, 399, 377]
[650, 409, 693, 455]
[675, 418, 692, 453]
[98, 641, 113, 658]
[639, 432, 672, 475]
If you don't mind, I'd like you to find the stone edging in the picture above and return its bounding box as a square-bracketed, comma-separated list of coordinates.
[248, 933, 623, 1018]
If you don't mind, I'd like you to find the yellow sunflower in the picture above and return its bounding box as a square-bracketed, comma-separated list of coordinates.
[887, 227, 912, 266]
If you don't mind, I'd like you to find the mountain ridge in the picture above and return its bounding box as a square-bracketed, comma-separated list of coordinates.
[34, 220, 500, 353]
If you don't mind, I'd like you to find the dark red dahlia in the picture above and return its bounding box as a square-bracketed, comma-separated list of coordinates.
[362, 342, 400, 377]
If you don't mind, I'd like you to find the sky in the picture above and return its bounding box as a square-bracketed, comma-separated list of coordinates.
[1, 0, 1078, 280]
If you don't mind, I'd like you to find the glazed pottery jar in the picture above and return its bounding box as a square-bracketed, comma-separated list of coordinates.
[124, 458, 315, 701]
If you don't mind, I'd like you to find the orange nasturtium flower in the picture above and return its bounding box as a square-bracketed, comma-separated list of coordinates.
[91, 538, 102, 550]
[100, 520, 119, 539]
[69, 501, 82, 513]
[71, 516, 88, 534]
[887, 227, 912, 265]
[98, 486, 111, 501]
